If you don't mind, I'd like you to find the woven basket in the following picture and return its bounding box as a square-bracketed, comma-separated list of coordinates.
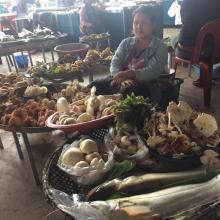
[43, 128, 109, 209]
[46, 112, 114, 133]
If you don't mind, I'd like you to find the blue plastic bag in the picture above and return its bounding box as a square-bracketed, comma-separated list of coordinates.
[15, 53, 29, 69]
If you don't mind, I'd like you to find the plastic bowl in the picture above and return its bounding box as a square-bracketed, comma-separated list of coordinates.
[54, 43, 90, 58]
[148, 148, 202, 171]
[46, 112, 114, 133]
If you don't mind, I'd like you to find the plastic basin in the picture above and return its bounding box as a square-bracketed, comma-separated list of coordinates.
[54, 43, 90, 58]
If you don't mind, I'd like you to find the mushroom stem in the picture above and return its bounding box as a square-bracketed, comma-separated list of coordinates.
[168, 113, 171, 129]
[172, 121, 183, 134]
[153, 121, 156, 137]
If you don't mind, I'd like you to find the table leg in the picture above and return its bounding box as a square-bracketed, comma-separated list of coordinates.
[42, 47, 46, 63]
[28, 51, 33, 67]
[12, 54, 18, 73]
[108, 38, 110, 48]
[22, 132, 41, 186]
[5, 56, 12, 72]
[12, 131, 24, 159]
[0, 137, 4, 149]
[89, 71, 93, 83]
[51, 47, 54, 62]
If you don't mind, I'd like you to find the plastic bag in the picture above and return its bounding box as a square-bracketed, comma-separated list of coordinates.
[105, 127, 148, 161]
[57, 136, 114, 186]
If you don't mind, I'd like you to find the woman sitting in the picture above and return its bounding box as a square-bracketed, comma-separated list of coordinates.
[79, 0, 105, 35]
[91, 6, 167, 103]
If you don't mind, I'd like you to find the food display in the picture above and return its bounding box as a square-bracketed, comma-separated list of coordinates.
[0, 73, 29, 88]
[0, 34, 15, 42]
[0, 97, 55, 127]
[29, 61, 84, 78]
[43, 92, 220, 220]
[24, 85, 48, 97]
[83, 48, 113, 67]
[0, 80, 67, 128]
[80, 33, 110, 42]
[19, 27, 54, 39]
[51, 80, 90, 103]
[51, 86, 121, 126]
[58, 137, 114, 185]
[144, 101, 220, 165]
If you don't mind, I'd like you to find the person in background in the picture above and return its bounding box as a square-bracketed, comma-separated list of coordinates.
[176, 0, 220, 86]
[79, 0, 105, 35]
[90, 6, 167, 103]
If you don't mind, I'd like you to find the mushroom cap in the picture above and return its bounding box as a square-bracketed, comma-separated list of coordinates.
[76, 113, 94, 123]
[80, 139, 98, 154]
[167, 101, 193, 123]
[61, 148, 84, 166]
[193, 113, 218, 137]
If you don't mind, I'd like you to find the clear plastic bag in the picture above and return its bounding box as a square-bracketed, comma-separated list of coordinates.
[57, 136, 114, 186]
[105, 127, 148, 161]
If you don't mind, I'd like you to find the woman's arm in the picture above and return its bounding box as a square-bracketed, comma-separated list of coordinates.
[134, 44, 168, 82]
[110, 39, 129, 75]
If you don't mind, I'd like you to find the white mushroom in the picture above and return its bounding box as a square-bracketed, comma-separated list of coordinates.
[61, 148, 84, 166]
[120, 136, 131, 146]
[63, 118, 76, 125]
[85, 86, 99, 116]
[167, 101, 193, 124]
[90, 157, 105, 168]
[85, 152, 101, 163]
[75, 161, 89, 168]
[76, 113, 94, 123]
[80, 139, 98, 154]
[57, 97, 70, 113]
[97, 95, 106, 111]
[147, 136, 166, 148]
[200, 150, 220, 169]
[193, 113, 218, 137]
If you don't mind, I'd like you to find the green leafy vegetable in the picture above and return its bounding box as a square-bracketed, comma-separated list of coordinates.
[107, 192, 128, 200]
[114, 93, 155, 129]
[107, 160, 136, 180]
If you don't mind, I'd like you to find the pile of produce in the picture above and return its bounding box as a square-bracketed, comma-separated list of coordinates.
[0, 34, 15, 42]
[0, 97, 55, 127]
[83, 47, 113, 67]
[80, 33, 109, 41]
[52, 86, 121, 125]
[45, 95, 220, 220]
[29, 61, 83, 77]
[51, 80, 90, 103]
[58, 137, 114, 185]
[0, 73, 29, 88]
[144, 101, 220, 168]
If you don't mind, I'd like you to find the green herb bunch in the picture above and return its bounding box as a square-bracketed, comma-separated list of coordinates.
[114, 93, 155, 130]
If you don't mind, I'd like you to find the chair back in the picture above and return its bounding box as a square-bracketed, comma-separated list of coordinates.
[192, 19, 220, 66]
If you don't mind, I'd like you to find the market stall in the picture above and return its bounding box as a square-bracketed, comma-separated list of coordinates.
[31, 1, 163, 50]
[42, 93, 220, 220]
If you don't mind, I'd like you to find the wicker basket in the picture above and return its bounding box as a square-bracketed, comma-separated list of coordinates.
[43, 128, 109, 209]
[43, 127, 220, 220]
[46, 112, 114, 133]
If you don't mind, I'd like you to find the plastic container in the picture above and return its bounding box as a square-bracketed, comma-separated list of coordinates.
[14, 52, 29, 69]
[54, 43, 90, 59]
[160, 78, 184, 110]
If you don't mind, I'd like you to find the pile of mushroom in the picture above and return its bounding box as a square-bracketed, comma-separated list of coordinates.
[53, 86, 120, 125]
[61, 139, 105, 169]
[144, 101, 220, 160]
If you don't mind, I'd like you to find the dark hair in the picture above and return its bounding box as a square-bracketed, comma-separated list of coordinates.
[132, 5, 156, 25]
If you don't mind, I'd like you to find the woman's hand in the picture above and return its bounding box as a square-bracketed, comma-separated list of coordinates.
[112, 70, 135, 85]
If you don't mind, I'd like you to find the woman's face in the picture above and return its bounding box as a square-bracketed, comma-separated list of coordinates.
[133, 12, 153, 39]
